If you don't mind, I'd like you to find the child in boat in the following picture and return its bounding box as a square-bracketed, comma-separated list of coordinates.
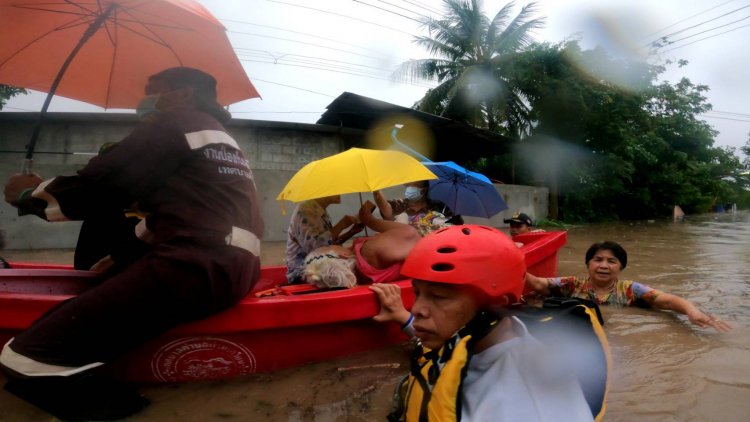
[370, 225, 595, 421]
[504, 211, 545, 236]
[302, 200, 422, 288]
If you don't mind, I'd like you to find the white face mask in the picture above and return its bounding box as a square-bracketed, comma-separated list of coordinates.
[404, 186, 424, 201]
[135, 94, 161, 120]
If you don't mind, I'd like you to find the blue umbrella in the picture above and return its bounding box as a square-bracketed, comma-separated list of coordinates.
[422, 161, 508, 219]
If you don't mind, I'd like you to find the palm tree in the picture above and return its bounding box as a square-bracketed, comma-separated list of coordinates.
[394, 0, 544, 137]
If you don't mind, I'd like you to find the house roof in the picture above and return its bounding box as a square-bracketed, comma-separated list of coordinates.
[316, 92, 516, 163]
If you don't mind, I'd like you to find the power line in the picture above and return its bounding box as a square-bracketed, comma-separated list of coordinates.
[643, 0, 737, 39]
[351, 0, 423, 22]
[228, 29, 394, 62]
[404, 0, 442, 15]
[659, 21, 750, 52]
[235, 47, 393, 73]
[266, 0, 413, 35]
[235, 48, 437, 88]
[659, 13, 750, 47]
[649, 3, 750, 47]
[247, 77, 338, 97]
[700, 114, 750, 123]
[238, 57, 435, 88]
[710, 109, 750, 117]
[375, 0, 433, 17]
[219, 18, 396, 59]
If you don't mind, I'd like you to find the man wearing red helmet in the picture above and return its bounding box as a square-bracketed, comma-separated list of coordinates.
[371, 225, 594, 422]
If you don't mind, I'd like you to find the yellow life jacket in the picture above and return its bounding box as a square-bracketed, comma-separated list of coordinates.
[388, 313, 497, 422]
[388, 298, 611, 422]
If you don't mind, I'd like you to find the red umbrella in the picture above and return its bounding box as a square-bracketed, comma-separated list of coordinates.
[0, 0, 260, 170]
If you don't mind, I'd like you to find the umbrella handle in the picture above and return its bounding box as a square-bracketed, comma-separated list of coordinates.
[390, 127, 431, 162]
[21, 159, 33, 175]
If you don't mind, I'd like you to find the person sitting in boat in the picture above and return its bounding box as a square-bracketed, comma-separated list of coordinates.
[0, 67, 264, 420]
[373, 180, 463, 235]
[369, 225, 596, 421]
[302, 200, 422, 288]
[285, 194, 364, 284]
[504, 211, 544, 237]
[524, 240, 732, 332]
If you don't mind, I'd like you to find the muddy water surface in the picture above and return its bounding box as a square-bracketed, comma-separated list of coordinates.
[1, 212, 748, 421]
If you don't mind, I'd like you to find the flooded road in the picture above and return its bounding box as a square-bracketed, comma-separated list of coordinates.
[1, 212, 748, 421]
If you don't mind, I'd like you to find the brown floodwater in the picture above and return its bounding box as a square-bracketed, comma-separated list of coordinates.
[1, 212, 749, 421]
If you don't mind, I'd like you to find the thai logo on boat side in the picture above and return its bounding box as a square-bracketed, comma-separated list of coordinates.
[151, 337, 257, 382]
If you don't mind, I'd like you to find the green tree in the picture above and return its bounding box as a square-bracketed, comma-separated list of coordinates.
[0, 84, 26, 110]
[486, 41, 749, 221]
[394, 0, 544, 136]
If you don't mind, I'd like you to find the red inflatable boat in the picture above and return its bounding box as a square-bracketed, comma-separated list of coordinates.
[0, 231, 566, 383]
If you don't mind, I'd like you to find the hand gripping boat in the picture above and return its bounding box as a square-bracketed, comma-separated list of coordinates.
[0, 231, 566, 383]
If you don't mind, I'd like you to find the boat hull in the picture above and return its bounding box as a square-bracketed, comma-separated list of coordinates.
[0, 231, 566, 383]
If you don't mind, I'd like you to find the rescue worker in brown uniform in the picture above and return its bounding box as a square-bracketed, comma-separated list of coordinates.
[1, 67, 264, 420]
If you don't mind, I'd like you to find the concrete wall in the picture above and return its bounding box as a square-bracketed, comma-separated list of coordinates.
[0, 113, 547, 248]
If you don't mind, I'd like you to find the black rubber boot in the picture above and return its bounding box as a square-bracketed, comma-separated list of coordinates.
[4, 372, 150, 421]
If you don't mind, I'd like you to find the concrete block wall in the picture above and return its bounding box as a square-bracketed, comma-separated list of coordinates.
[0, 113, 548, 248]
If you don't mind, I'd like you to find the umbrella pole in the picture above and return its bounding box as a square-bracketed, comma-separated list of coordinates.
[358, 192, 369, 237]
[23, 4, 116, 174]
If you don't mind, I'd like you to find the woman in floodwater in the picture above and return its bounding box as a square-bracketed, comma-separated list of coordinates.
[524, 240, 732, 332]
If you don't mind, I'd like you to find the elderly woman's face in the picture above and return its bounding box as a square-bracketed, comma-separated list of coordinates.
[587, 249, 622, 285]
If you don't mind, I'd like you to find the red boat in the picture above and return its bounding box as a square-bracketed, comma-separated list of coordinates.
[0, 231, 566, 383]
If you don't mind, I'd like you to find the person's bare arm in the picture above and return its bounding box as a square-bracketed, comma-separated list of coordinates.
[525, 272, 551, 296]
[359, 200, 406, 233]
[330, 215, 357, 242]
[336, 221, 365, 244]
[649, 292, 732, 332]
[373, 190, 394, 220]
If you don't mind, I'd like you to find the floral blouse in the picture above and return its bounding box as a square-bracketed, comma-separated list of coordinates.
[547, 276, 662, 307]
[388, 199, 451, 236]
[285, 200, 334, 282]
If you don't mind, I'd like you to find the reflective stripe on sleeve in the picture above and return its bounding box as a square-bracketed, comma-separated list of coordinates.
[134, 218, 155, 243]
[0, 340, 103, 377]
[225, 226, 261, 256]
[31, 178, 69, 222]
[185, 130, 239, 150]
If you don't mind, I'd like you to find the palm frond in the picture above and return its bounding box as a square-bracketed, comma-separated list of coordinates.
[413, 34, 463, 60]
[486, 1, 516, 47]
[391, 58, 453, 83]
[494, 3, 545, 53]
[415, 78, 457, 113]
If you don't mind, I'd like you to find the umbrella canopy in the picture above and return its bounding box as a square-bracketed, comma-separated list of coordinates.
[277, 148, 437, 203]
[0, 0, 259, 109]
[423, 161, 508, 219]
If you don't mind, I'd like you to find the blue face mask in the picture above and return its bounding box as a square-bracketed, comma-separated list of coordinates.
[136, 94, 160, 120]
[404, 186, 424, 201]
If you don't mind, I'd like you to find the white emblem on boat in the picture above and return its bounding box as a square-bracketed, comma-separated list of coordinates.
[151, 337, 256, 382]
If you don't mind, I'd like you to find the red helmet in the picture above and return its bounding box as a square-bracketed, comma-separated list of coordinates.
[401, 225, 526, 302]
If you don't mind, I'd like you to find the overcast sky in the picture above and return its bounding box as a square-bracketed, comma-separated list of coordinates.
[5, 0, 749, 151]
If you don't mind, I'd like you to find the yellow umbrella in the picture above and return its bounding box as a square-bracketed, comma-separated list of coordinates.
[277, 147, 437, 204]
